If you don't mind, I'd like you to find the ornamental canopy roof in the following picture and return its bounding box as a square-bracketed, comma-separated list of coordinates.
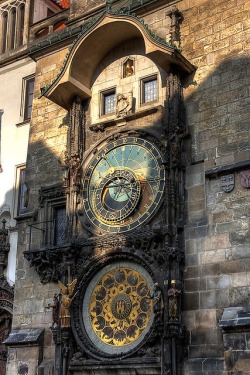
[42, 12, 195, 110]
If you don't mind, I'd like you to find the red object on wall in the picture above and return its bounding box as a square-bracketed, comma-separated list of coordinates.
[51, 0, 70, 10]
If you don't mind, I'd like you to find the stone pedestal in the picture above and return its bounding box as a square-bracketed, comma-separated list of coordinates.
[220, 307, 250, 374]
[4, 328, 44, 375]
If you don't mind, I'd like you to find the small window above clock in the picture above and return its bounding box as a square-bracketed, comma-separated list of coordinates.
[141, 75, 158, 104]
[101, 88, 116, 116]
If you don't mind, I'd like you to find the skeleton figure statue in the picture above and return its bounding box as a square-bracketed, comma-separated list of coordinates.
[45, 293, 60, 328]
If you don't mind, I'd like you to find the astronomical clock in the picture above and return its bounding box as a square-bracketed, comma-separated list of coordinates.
[81, 135, 165, 234]
[71, 131, 168, 362]
[25, 7, 195, 375]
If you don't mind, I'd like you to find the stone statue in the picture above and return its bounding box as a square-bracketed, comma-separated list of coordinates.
[71, 154, 81, 186]
[116, 92, 132, 117]
[58, 279, 77, 327]
[45, 293, 60, 328]
[168, 280, 181, 320]
[62, 152, 81, 187]
[150, 282, 163, 316]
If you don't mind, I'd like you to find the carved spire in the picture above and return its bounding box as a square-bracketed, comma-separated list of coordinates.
[166, 6, 183, 49]
[106, 0, 112, 12]
[63, 96, 86, 239]
[64, 96, 85, 189]
[67, 96, 84, 161]
[166, 71, 186, 138]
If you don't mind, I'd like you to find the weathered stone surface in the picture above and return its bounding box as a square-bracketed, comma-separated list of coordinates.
[184, 265, 201, 279]
[223, 333, 246, 351]
[201, 263, 221, 276]
[184, 277, 206, 292]
[189, 344, 224, 358]
[183, 292, 200, 311]
[200, 289, 229, 309]
[191, 328, 223, 346]
[202, 358, 224, 371]
[206, 275, 231, 290]
[194, 309, 217, 330]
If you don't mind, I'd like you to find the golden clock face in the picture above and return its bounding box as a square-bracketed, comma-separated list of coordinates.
[83, 262, 154, 355]
[82, 135, 165, 233]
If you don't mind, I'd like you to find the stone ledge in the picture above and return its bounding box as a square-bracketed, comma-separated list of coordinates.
[219, 307, 250, 331]
[205, 159, 250, 178]
[4, 328, 44, 346]
[89, 105, 163, 132]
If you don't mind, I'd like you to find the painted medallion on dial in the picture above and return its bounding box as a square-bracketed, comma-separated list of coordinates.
[88, 267, 153, 348]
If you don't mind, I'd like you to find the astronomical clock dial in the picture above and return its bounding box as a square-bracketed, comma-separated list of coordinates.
[82, 135, 165, 233]
[82, 261, 155, 356]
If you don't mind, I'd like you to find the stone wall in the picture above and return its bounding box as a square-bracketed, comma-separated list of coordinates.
[179, 0, 250, 373]
[26, 49, 69, 209]
[12, 50, 70, 372]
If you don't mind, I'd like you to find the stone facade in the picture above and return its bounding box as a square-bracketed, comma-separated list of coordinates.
[0, 0, 249, 374]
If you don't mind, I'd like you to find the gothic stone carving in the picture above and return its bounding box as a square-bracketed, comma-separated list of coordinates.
[0, 220, 10, 274]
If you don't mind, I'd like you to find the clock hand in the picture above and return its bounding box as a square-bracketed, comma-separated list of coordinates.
[139, 177, 162, 183]
[101, 155, 116, 171]
[106, 181, 134, 188]
[123, 189, 134, 202]
[113, 185, 123, 201]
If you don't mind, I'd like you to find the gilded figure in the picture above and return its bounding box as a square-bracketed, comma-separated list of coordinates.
[58, 279, 77, 327]
[125, 60, 134, 76]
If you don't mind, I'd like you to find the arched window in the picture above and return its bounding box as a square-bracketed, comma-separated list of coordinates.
[35, 27, 49, 39]
[10, 7, 17, 49]
[17, 3, 25, 47]
[1, 12, 8, 53]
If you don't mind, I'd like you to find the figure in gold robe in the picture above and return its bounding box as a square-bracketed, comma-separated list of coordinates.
[58, 279, 77, 327]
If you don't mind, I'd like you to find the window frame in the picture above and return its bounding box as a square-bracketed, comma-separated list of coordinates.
[14, 164, 27, 217]
[100, 88, 116, 116]
[16, 3, 25, 47]
[1, 11, 8, 54]
[38, 185, 67, 248]
[20, 75, 35, 122]
[52, 204, 67, 246]
[10, 7, 17, 50]
[140, 75, 158, 105]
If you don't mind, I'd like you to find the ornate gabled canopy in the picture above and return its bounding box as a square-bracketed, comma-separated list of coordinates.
[42, 12, 195, 110]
